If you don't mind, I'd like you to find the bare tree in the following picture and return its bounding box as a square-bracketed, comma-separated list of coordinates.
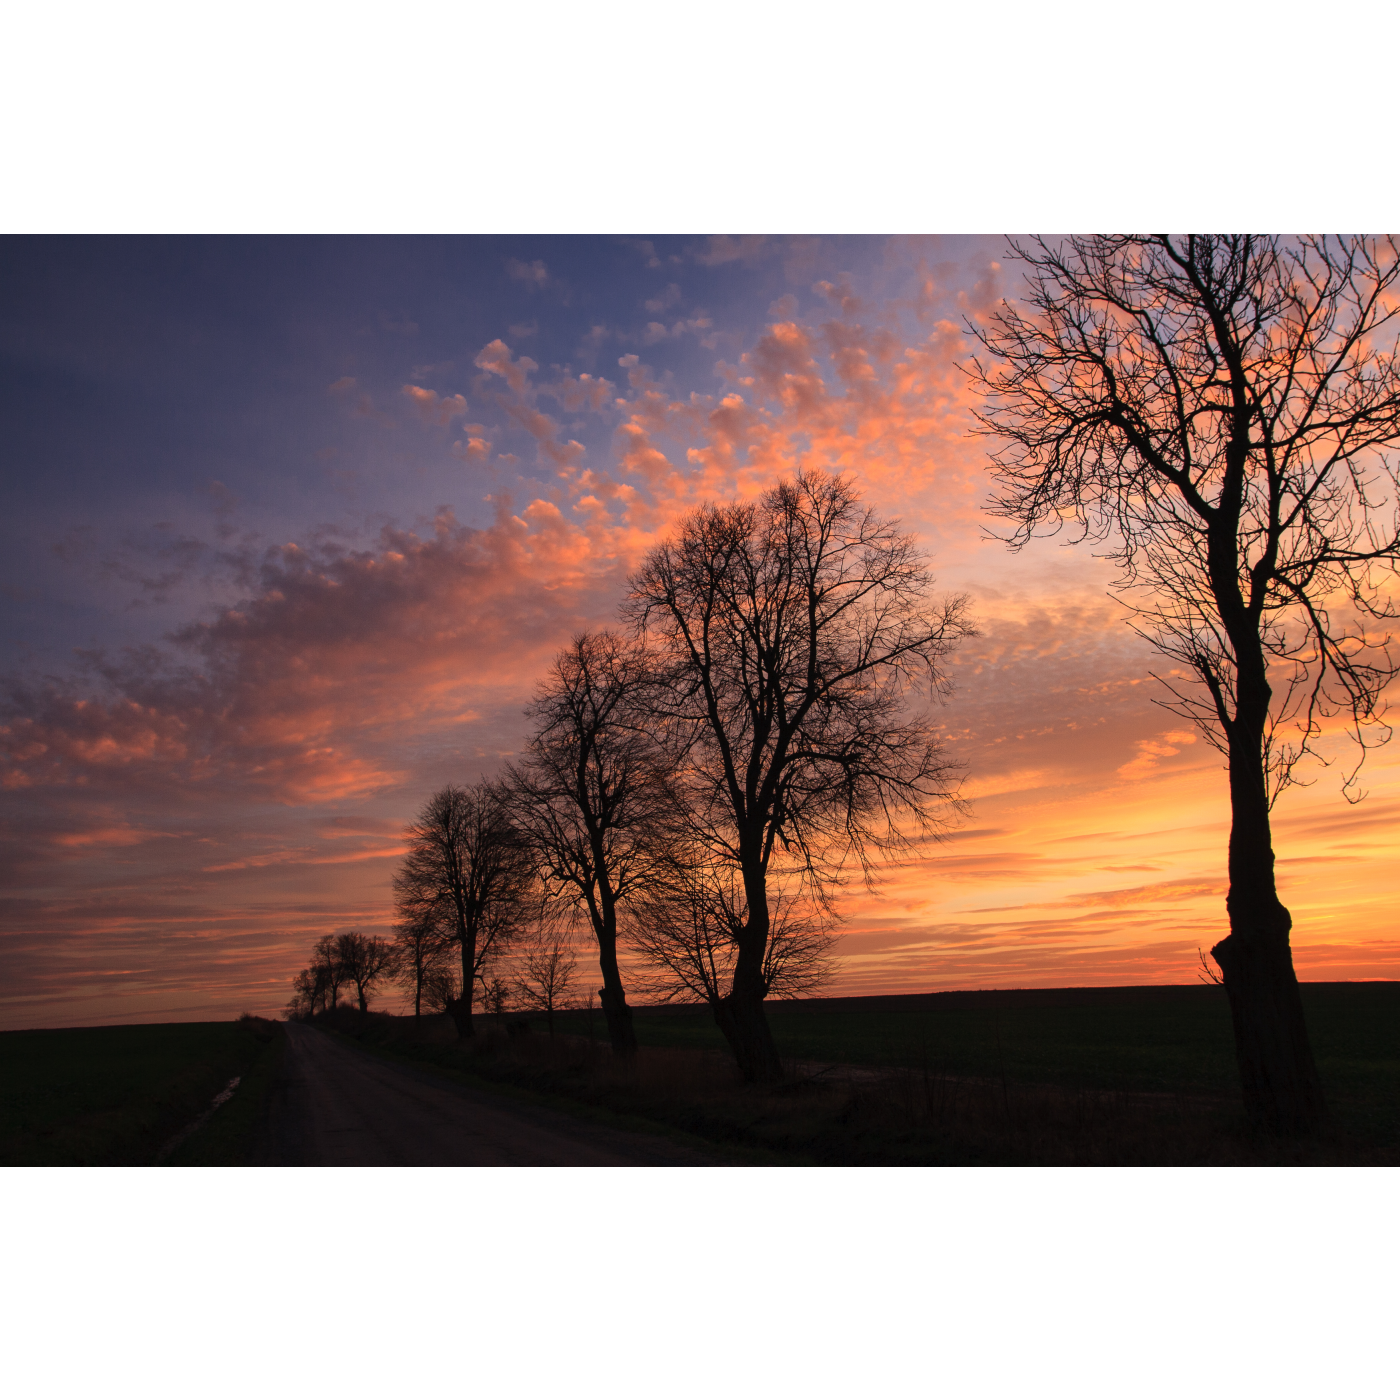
[311, 934, 348, 1011]
[512, 925, 578, 1036]
[624, 469, 973, 1080]
[392, 897, 457, 1018]
[286, 965, 328, 1021]
[627, 844, 834, 1009]
[333, 931, 399, 1013]
[504, 632, 677, 1057]
[482, 975, 511, 1022]
[971, 234, 1400, 1132]
[393, 783, 532, 1038]
[421, 966, 460, 1015]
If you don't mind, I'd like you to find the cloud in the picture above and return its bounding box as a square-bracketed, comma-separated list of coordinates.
[473, 339, 538, 395]
[644, 283, 682, 314]
[641, 315, 714, 345]
[624, 239, 663, 269]
[410, 360, 456, 379]
[546, 373, 617, 414]
[1117, 728, 1200, 781]
[453, 434, 492, 462]
[694, 235, 770, 267]
[402, 384, 469, 426]
[506, 258, 549, 288]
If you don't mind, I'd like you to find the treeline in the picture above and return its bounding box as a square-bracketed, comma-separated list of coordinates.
[285, 923, 580, 1032]
[288, 471, 973, 1081]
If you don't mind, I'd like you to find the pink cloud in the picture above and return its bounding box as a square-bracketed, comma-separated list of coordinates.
[402, 384, 469, 426]
[473, 339, 538, 395]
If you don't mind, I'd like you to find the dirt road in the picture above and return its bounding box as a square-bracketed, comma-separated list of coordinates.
[252, 1022, 723, 1166]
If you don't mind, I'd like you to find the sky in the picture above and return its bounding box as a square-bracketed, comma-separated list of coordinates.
[2, 233, 1398, 1030]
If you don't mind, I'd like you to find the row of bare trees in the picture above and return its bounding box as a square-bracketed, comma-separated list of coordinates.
[292, 232, 1400, 1132]
[287, 932, 399, 1018]
[381, 470, 975, 1081]
[286, 919, 581, 1029]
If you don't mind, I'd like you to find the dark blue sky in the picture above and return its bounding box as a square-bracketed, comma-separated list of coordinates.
[1, 234, 901, 673]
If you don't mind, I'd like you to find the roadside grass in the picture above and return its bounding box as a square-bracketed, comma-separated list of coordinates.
[535, 982, 1400, 1150]
[167, 1021, 285, 1166]
[0, 1016, 281, 1166]
[319, 981, 1398, 1165]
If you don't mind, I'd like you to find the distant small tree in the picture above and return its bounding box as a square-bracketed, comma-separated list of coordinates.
[333, 931, 399, 1013]
[482, 975, 512, 1022]
[512, 926, 578, 1036]
[311, 935, 348, 1010]
[287, 966, 328, 1021]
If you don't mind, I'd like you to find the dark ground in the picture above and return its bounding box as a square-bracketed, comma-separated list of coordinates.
[5, 982, 1394, 1165]
[0, 1017, 277, 1165]
[247, 1021, 726, 1165]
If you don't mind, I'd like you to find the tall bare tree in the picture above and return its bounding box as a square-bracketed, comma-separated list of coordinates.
[504, 632, 676, 1057]
[625, 469, 973, 1080]
[393, 783, 532, 1038]
[971, 234, 1400, 1132]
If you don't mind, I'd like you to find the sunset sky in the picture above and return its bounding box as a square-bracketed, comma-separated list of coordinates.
[3, 234, 1397, 1030]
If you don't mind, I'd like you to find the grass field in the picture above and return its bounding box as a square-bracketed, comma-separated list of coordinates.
[0, 1017, 281, 1166]
[518, 981, 1400, 1150]
[7, 983, 1393, 1166]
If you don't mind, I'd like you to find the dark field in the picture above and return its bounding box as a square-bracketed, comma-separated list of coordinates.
[4, 984, 1394, 1165]
[0, 1017, 280, 1165]
[500, 981, 1400, 1158]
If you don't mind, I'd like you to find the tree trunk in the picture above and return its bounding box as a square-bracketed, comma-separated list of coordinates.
[713, 906, 782, 1082]
[713, 987, 783, 1082]
[595, 900, 637, 1057]
[446, 995, 474, 1039]
[1211, 698, 1327, 1134]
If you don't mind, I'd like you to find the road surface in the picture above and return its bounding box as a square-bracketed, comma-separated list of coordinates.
[252, 1022, 724, 1166]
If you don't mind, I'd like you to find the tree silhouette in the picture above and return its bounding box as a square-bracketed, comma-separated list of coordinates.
[393, 891, 457, 1017]
[333, 931, 399, 1013]
[625, 469, 973, 1080]
[971, 234, 1400, 1132]
[311, 934, 348, 1010]
[504, 631, 675, 1057]
[512, 926, 578, 1036]
[627, 841, 833, 1009]
[393, 783, 531, 1038]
